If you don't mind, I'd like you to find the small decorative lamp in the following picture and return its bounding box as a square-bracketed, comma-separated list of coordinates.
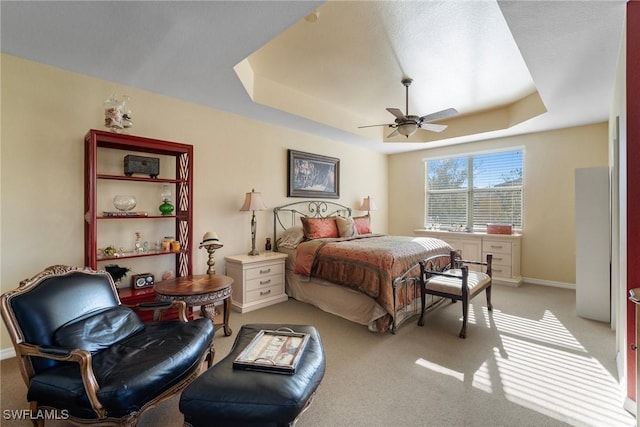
[199, 232, 224, 275]
[359, 196, 378, 216]
[240, 189, 268, 256]
[159, 184, 174, 215]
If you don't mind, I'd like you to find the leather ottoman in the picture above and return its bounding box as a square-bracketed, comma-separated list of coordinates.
[179, 324, 325, 427]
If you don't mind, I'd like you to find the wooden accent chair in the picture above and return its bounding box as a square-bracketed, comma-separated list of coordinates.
[418, 251, 493, 338]
[0, 265, 215, 426]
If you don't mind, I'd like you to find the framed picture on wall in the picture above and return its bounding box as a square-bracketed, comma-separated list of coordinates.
[288, 150, 340, 198]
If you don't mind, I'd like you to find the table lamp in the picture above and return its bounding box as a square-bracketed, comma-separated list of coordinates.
[199, 232, 224, 274]
[240, 189, 267, 256]
[360, 196, 378, 215]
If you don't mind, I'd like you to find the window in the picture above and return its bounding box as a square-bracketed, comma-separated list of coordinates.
[425, 149, 523, 231]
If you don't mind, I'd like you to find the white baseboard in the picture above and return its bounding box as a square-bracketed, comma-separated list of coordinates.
[523, 277, 576, 290]
[1, 347, 16, 360]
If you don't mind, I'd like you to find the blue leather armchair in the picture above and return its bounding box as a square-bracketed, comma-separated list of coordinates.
[0, 265, 215, 426]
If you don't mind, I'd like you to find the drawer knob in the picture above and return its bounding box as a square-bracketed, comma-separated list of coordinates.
[490, 245, 503, 249]
[260, 289, 271, 296]
[259, 279, 271, 285]
[260, 268, 271, 274]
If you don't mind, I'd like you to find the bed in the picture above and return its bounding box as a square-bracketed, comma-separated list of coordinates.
[273, 200, 453, 333]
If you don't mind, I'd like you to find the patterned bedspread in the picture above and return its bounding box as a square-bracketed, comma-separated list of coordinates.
[294, 234, 452, 330]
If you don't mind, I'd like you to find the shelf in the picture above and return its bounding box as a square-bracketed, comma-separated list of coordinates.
[85, 129, 194, 277]
[98, 214, 176, 219]
[97, 174, 185, 183]
[97, 250, 185, 262]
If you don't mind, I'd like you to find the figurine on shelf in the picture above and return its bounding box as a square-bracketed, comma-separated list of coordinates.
[134, 232, 144, 253]
[101, 246, 118, 257]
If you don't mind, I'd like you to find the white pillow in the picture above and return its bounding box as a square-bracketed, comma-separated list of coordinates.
[336, 216, 358, 238]
[277, 226, 305, 248]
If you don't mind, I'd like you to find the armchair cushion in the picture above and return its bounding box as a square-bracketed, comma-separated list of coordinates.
[29, 318, 214, 419]
[53, 306, 144, 353]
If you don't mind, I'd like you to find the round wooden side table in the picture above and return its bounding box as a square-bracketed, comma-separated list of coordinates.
[154, 274, 233, 336]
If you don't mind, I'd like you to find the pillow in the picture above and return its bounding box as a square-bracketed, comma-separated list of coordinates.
[336, 216, 358, 238]
[277, 226, 305, 248]
[300, 217, 339, 239]
[353, 215, 372, 235]
[54, 306, 144, 353]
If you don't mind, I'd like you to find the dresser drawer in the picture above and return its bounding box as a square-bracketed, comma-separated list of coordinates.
[484, 252, 511, 267]
[490, 265, 512, 278]
[246, 262, 284, 280]
[482, 240, 512, 255]
[246, 284, 283, 303]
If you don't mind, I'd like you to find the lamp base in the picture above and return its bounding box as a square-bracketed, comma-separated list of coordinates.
[248, 248, 260, 256]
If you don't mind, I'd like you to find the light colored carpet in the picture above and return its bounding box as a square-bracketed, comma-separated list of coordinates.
[0, 283, 635, 427]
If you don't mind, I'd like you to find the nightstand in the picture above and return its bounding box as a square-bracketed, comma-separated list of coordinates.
[225, 252, 288, 313]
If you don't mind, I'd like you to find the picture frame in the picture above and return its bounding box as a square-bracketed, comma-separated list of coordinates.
[288, 149, 339, 198]
[233, 328, 311, 375]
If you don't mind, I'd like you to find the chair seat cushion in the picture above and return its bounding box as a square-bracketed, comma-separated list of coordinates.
[425, 269, 491, 297]
[28, 318, 214, 419]
[53, 306, 144, 353]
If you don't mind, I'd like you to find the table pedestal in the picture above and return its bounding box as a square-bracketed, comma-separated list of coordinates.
[155, 275, 233, 336]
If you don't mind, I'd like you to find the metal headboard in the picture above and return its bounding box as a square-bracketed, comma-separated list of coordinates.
[273, 200, 352, 244]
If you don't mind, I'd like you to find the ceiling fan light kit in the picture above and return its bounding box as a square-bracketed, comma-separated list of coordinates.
[359, 78, 459, 140]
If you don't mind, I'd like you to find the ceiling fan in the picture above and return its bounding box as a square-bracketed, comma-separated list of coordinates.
[359, 78, 458, 138]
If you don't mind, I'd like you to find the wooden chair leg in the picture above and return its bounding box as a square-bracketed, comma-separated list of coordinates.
[486, 285, 493, 311]
[418, 277, 426, 327]
[459, 298, 468, 339]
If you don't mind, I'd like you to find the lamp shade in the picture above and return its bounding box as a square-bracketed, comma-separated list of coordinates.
[360, 196, 378, 212]
[240, 189, 267, 212]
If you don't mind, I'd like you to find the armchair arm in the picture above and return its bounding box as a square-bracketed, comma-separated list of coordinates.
[128, 300, 188, 322]
[17, 343, 106, 419]
[451, 251, 492, 277]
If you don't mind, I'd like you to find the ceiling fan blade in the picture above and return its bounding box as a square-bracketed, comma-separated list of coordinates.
[386, 108, 406, 120]
[387, 128, 399, 138]
[420, 123, 448, 133]
[358, 123, 393, 129]
[419, 108, 459, 123]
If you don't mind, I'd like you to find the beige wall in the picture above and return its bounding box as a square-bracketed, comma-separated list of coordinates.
[388, 123, 609, 285]
[0, 55, 388, 352]
[0, 53, 611, 355]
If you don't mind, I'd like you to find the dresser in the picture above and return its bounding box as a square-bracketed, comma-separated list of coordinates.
[225, 252, 288, 313]
[414, 230, 522, 286]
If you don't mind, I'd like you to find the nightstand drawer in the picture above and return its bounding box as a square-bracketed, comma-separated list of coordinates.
[482, 240, 512, 255]
[246, 284, 283, 303]
[246, 263, 284, 280]
[246, 275, 283, 291]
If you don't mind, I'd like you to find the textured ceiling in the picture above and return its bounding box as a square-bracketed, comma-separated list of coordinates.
[0, 1, 627, 154]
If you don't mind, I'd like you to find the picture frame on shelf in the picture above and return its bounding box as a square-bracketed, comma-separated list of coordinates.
[287, 149, 339, 199]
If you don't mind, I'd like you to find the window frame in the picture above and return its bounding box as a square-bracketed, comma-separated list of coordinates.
[423, 147, 524, 232]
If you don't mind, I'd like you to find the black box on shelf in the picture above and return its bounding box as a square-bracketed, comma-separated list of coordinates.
[124, 155, 159, 178]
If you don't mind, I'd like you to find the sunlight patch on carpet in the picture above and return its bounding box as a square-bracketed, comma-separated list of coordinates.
[415, 358, 464, 382]
[415, 307, 634, 426]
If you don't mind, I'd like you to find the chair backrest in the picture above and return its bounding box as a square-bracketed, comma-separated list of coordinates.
[1, 265, 120, 373]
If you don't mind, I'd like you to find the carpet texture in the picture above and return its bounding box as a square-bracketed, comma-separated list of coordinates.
[0, 283, 635, 426]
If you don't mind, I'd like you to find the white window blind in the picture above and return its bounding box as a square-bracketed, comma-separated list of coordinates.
[425, 149, 523, 230]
